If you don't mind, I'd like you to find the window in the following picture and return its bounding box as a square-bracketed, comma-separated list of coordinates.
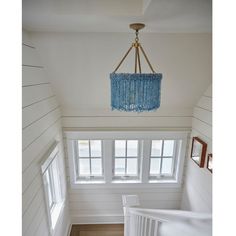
[66, 131, 188, 187]
[75, 140, 103, 180]
[113, 140, 139, 179]
[149, 140, 176, 179]
[41, 143, 64, 234]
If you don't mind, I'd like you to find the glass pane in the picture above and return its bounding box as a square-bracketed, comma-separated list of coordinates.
[79, 158, 90, 175]
[151, 140, 163, 156]
[127, 140, 138, 157]
[115, 158, 125, 175]
[90, 140, 102, 157]
[162, 158, 173, 175]
[192, 140, 202, 164]
[91, 158, 102, 175]
[115, 140, 126, 157]
[163, 140, 175, 156]
[78, 140, 89, 157]
[45, 171, 53, 208]
[127, 158, 138, 175]
[150, 158, 161, 175]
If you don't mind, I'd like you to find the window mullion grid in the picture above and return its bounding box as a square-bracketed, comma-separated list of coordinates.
[160, 140, 164, 175]
[125, 140, 128, 176]
[171, 140, 177, 175]
[75, 141, 79, 180]
[89, 140, 92, 176]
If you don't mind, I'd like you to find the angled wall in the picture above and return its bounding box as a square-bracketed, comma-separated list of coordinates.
[181, 85, 212, 212]
[22, 30, 70, 236]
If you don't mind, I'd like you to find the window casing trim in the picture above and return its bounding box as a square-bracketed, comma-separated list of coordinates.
[112, 140, 141, 180]
[40, 142, 65, 235]
[149, 139, 179, 180]
[66, 131, 188, 188]
[73, 140, 104, 181]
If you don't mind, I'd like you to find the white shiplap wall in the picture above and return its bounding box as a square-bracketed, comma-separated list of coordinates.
[63, 117, 192, 224]
[181, 85, 212, 212]
[68, 186, 182, 224]
[22, 30, 70, 236]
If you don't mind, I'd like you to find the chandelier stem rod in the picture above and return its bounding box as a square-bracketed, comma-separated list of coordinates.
[139, 45, 156, 73]
[135, 47, 138, 73]
[113, 45, 133, 73]
[137, 47, 142, 73]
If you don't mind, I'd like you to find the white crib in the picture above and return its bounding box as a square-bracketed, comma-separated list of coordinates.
[122, 195, 212, 236]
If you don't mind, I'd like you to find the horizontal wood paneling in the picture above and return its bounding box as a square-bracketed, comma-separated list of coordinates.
[193, 107, 212, 125]
[71, 215, 124, 224]
[62, 116, 192, 129]
[22, 44, 43, 66]
[204, 85, 212, 98]
[22, 175, 42, 214]
[23, 188, 44, 233]
[24, 204, 46, 236]
[22, 120, 61, 171]
[22, 30, 34, 48]
[22, 30, 70, 236]
[22, 66, 49, 86]
[69, 200, 181, 211]
[69, 192, 181, 202]
[67, 183, 182, 223]
[22, 84, 54, 108]
[181, 85, 212, 213]
[197, 96, 212, 111]
[22, 108, 61, 150]
[69, 187, 182, 195]
[23, 96, 59, 129]
[34, 217, 50, 236]
[192, 117, 212, 139]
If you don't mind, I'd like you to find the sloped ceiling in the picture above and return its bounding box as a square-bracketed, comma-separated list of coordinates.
[23, 0, 212, 32]
[23, 0, 212, 116]
[31, 32, 211, 116]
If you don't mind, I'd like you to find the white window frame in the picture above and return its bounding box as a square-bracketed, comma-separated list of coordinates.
[66, 131, 188, 188]
[74, 140, 104, 180]
[149, 139, 179, 180]
[41, 142, 65, 235]
[112, 140, 141, 180]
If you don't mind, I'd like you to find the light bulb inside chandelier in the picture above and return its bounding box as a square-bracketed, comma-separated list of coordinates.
[110, 23, 162, 112]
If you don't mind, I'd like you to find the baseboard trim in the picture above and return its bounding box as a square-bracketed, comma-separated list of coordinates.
[66, 223, 72, 236]
[71, 214, 124, 224]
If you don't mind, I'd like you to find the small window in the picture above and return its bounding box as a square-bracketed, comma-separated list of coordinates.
[149, 140, 176, 179]
[76, 140, 103, 180]
[41, 144, 64, 233]
[113, 140, 139, 180]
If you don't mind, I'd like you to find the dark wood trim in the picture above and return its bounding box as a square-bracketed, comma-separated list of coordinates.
[207, 153, 213, 173]
[190, 137, 207, 168]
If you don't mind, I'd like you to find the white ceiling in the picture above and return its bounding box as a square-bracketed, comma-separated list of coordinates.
[31, 32, 212, 114]
[23, 0, 212, 33]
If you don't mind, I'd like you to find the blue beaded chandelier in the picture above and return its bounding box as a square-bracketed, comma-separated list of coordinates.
[110, 23, 162, 112]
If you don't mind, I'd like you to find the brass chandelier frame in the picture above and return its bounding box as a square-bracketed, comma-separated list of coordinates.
[113, 23, 156, 74]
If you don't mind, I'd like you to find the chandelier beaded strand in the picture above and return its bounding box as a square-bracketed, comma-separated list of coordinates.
[110, 23, 162, 112]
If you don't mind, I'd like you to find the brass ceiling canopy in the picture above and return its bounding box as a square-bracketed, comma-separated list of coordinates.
[129, 23, 145, 31]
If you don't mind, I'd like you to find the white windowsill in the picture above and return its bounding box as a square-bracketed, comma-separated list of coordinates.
[70, 179, 180, 189]
[75, 180, 106, 184]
